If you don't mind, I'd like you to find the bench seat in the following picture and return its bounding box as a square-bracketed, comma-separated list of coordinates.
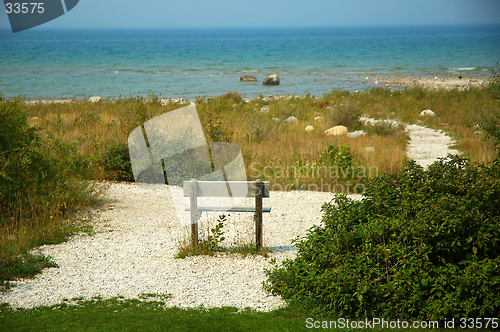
[186, 206, 271, 213]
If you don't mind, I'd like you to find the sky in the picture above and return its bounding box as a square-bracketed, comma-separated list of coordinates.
[1, 0, 500, 30]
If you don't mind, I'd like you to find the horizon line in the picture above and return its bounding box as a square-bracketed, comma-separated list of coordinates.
[1, 22, 500, 32]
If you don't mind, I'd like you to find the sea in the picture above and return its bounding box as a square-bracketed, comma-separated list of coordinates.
[1, 24, 499, 100]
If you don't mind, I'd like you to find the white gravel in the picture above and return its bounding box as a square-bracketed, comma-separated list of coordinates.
[0, 119, 459, 310]
[405, 124, 460, 168]
[0, 184, 344, 310]
[361, 116, 460, 168]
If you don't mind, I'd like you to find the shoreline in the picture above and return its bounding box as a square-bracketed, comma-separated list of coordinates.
[11, 75, 491, 105]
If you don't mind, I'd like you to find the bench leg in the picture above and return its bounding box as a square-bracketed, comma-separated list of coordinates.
[191, 223, 198, 248]
[190, 179, 198, 247]
[255, 179, 263, 250]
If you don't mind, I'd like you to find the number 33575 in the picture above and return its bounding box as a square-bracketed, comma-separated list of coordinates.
[5, 3, 45, 14]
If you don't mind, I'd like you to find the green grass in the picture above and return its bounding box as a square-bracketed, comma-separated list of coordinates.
[0, 253, 57, 290]
[0, 297, 452, 332]
[0, 298, 306, 332]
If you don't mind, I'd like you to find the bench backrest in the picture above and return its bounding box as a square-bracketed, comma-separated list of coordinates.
[183, 180, 270, 198]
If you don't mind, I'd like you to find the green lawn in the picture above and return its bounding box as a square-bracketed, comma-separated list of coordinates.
[1, 297, 448, 332]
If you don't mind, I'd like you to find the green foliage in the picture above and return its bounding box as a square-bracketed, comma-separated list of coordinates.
[488, 62, 500, 99]
[295, 144, 355, 174]
[474, 110, 500, 158]
[203, 113, 233, 143]
[176, 214, 271, 258]
[264, 155, 500, 320]
[176, 214, 227, 258]
[0, 253, 58, 290]
[0, 99, 100, 220]
[317, 144, 354, 170]
[207, 214, 226, 250]
[0, 98, 105, 283]
[103, 142, 134, 181]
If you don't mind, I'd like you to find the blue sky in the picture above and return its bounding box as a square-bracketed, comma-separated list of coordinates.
[1, 0, 500, 30]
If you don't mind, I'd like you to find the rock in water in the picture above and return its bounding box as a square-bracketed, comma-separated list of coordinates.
[240, 75, 257, 82]
[324, 125, 348, 136]
[263, 75, 280, 85]
[419, 109, 436, 117]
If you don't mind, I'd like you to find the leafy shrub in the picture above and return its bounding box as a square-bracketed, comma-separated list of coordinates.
[104, 143, 134, 182]
[264, 155, 500, 320]
[176, 214, 226, 258]
[0, 98, 105, 282]
[317, 144, 354, 170]
[206, 214, 226, 251]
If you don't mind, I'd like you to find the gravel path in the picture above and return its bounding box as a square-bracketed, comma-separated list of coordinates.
[405, 124, 460, 168]
[360, 116, 460, 168]
[0, 119, 459, 310]
[1, 185, 341, 310]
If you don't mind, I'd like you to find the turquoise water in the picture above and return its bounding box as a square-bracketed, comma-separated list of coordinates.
[1, 25, 499, 100]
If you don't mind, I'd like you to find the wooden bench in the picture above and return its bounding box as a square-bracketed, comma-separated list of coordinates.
[183, 179, 270, 249]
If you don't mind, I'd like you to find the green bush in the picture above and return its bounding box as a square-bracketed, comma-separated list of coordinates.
[1, 98, 105, 284]
[104, 143, 134, 182]
[264, 155, 500, 320]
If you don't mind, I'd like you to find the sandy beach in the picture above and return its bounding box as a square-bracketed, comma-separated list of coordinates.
[370, 75, 489, 91]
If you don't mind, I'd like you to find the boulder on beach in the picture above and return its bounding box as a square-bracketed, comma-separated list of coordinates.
[89, 96, 101, 103]
[263, 75, 280, 86]
[419, 109, 436, 117]
[240, 75, 257, 82]
[324, 125, 348, 136]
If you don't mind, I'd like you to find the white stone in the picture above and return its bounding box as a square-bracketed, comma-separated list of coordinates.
[419, 109, 436, 117]
[305, 125, 314, 132]
[285, 116, 298, 123]
[314, 116, 323, 121]
[347, 130, 367, 138]
[260, 106, 269, 113]
[365, 147, 375, 153]
[324, 125, 348, 136]
[89, 96, 101, 103]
